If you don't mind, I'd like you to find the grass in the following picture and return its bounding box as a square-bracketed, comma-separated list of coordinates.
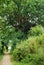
[0, 55, 3, 60]
[11, 56, 30, 65]
[12, 61, 30, 65]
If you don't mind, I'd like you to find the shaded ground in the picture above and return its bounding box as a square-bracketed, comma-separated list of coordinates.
[0, 53, 12, 65]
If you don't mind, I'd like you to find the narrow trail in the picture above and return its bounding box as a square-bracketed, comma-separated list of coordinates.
[0, 53, 12, 65]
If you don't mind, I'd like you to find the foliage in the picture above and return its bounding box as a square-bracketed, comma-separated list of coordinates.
[0, 0, 44, 33]
[0, 0, 44, 65]
[13, 34, 44, 65]
[0, 0, 44, 52]
[28, 25, 44, 37]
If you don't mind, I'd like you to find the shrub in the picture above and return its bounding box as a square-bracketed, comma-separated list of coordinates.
[13, 34, 44, 65]
[28, 25, 44, 37]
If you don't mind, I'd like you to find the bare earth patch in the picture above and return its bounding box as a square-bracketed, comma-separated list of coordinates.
[0, 54, 12, 65]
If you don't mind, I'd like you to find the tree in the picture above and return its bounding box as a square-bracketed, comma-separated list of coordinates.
[0, 0, 44, 33]
[0, 0, 44, 52]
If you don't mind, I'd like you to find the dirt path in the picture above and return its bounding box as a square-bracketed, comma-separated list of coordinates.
[0, 54, 12, 65]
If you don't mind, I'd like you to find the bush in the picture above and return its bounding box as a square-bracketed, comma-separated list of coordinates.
[13, 34, 44, 65]
[28, 25, 44, 37]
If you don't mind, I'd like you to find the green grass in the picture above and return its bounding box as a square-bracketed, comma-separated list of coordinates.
[0, 55, 3, 60]
[12, 61, 30, 65]
[11, 56, 30, 65]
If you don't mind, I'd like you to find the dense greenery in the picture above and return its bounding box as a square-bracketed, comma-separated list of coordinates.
[12, 26, 44, 65]
[0, 0, 44, 65]
[0, 0, 44, 31]
[28, 25, 44, 36]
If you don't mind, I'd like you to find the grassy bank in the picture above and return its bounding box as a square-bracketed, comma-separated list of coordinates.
[12, 61, 31, 65]
[11, 56, 29, 65]
[0, 55, 3, 60]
